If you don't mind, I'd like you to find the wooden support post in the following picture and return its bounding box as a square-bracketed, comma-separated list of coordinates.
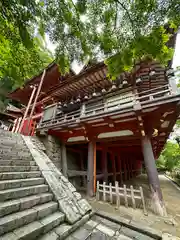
[18, 86, 36, 133]
[129, 159, 132, 179]
[141, 136, 166, 216]
[61, 142, 68, 178]
[26, 69, 46, 135]
[12, 118, 17, 133]
[102, 149, 108, 182]
[96, 181, 100, 201]
[80, 152, 86, 187]
[119, 156, 123, 184]
[127, 158, 130, 180]
[15, 117, 22, 133]
[131, 159, 133, 178]
[112, 153, 116, 182]
[132, 160, 134, 177]
[87, 141, 96, 197]
[124, 159, 127, 181]
[116, 155, 120, 182]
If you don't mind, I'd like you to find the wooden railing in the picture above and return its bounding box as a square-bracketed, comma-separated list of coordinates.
[38, 84, 173, 129]
[96, 181, 147, 215]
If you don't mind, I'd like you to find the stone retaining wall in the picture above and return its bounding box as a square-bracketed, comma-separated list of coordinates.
[37, 135, 62, 171]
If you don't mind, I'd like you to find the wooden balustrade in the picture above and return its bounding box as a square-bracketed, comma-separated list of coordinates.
[96, 181, 147, 215]
[38, 84, 173, 129]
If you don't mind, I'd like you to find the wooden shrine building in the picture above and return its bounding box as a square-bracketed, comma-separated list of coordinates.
[8, 58, 180, 216]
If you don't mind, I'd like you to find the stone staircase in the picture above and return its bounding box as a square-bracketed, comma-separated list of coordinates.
[0, 130, 89, 240]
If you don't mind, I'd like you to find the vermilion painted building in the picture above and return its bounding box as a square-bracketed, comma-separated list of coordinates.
[8, 56, 179, 216]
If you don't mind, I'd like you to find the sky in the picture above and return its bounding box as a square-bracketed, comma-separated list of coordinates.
[172, 32, 180, 69]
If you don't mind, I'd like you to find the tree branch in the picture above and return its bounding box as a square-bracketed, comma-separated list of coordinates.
[114, 0, 135, 36]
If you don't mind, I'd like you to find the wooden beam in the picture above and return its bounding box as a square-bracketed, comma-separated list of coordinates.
[68, 170, 87, 177]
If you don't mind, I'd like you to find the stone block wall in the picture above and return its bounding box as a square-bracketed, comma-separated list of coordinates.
[36, 134, 85, 190]
[37, 135, 62, 171]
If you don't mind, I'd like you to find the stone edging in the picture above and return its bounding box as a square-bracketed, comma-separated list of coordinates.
[164, 174, 180, 191]
[22, 135, 92, 224]
[96, 211, 162, 240]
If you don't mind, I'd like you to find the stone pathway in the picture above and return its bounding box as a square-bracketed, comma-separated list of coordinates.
[88, 174, 180, 238]
[67, 215, 156, 240]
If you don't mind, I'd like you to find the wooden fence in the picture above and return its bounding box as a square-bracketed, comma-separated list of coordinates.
[96, 181, 147, 215]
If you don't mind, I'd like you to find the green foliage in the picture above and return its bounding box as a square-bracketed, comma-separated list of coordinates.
[44, 0, 179, 75]
[0, 1, 53, 110]
[0, 1, 43, 48]
[157, 142, 180, 171]
[0, 0, 180, 78]
[156, 155, 166, 171]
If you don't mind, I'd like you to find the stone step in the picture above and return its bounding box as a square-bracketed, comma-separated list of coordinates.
[0, 143, 26, 149]
[0, 133, 22, 137]
[0, 171, 41, 180]
[37, 231, 59, 240]
[0, 184, 49, 201]
[0, 130, 22, 137]
[0, 129, 20, 136]
[39, 223, 73, 240]
[53, 223, 73, 239]
[0, 148, 30, 155]
[0, 212, 65, 240]
[0, 160, 36, 166]
[0, 166, 39, 172]
[0, 138, 25, 146]
[0, 177, 44, 190]
[0, 156, 33, 161]
[0, 153, 32, 158]
[0, 142, 26, 150]
[0, 202, 58, 235]
[0, 193, 53, 218]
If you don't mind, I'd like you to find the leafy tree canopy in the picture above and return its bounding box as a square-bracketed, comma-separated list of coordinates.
[1, 0, 180, 79]
[1, 1, 180, 77]
[44, 0, 180, 75]
[0, 1, 53, 110]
